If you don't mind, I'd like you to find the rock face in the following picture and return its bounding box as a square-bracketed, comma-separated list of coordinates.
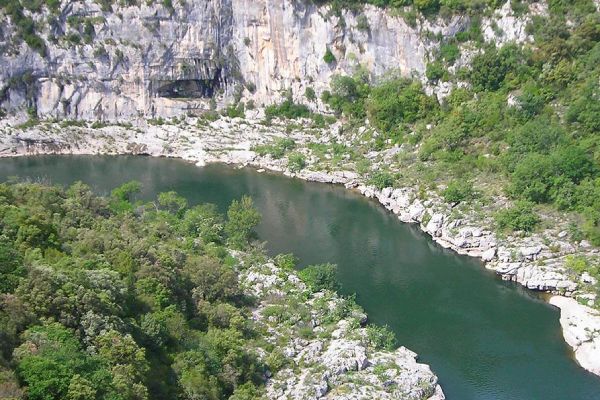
[0, 0, 465, 121]
[549, 296, 600, 377]
[239, 259, 444, 400]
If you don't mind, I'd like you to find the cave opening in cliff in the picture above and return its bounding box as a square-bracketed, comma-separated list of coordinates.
[155, 78, 219, 98]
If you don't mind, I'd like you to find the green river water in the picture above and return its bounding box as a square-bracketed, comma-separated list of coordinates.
[1, 155, 599, 400]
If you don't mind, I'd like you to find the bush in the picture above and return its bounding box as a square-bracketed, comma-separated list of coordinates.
[356, 14, 370, 31]
[469, 46, 509, 91]
[298, 263, 339, 292]
[323, 47, 336, 64]
[304, 87, 316, 101]
[110, 181, 142, 213]
[265, 100, 310, 119]
[565, 255, 595, 275]
[495, 200, 540, 232]
[508, 153, 554, 203]
[287, 152, 306, 172]
[366, 325, 396, 350]
[442, 180, 475, 203]
[440, 42, 460, 64]
[368, 171, 395, 189]
[324, 74, 370, 119]
[366, 78, 438, 132]
[245, 82, 257, 93]
[225, 196, 261, 248]
[224, 103, 245, 119]
[426, 61, 445, 81]
[508, 146, 596, 204]
[254, 137, 296, 159]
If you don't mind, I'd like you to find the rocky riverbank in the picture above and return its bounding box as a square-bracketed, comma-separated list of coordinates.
[0, 114, 599, 379]
[239, 253, 445, 399]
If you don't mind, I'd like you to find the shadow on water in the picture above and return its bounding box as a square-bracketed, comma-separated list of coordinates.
[1, 155, 600, 400]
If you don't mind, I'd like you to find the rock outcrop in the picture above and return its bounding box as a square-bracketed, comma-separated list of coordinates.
[549, 296, 600, 377]
[0, 0, 466, 121]
[239, 257, 444, 399]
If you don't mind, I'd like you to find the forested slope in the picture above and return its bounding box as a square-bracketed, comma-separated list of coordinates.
[0, 182, 442, 399]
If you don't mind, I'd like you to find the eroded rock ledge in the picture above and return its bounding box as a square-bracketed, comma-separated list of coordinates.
[0, 115, 598, 378]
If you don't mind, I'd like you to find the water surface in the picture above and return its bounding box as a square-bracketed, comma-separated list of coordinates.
[1, 155, 600, 400]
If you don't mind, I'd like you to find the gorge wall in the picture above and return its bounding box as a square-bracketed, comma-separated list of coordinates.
[0, 0, 469, 121]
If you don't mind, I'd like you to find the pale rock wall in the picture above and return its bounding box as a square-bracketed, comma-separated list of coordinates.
[0, 0, 466, 121]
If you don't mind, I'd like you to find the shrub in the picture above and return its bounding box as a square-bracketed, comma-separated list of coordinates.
[469, 46, 508, 91]
[414, 0, 440, 11]
[426, 61, 445, 81]
[323, 47, 336, 64]
[93, 46, 108, 58]
[565, 255, 591, 274]
[298, 263, 339, 292]
[274, 253, 297, 270]
[442, 180, 475, 203]
[304, 87, 316, 101]
[287, 152, 306, 172]
[265, 100, 310, 119]
[495, 200, 540, 232]
[366, 78, 438, 132]
[366, 325, 396, 350]
[245, 82, 257, 93]
[254, 137, 296, 159]
[225, 196, 261, 248]
[324, 74, 370, 119]
[356, 14, 370, 31]
[110, 181, 142, 213]
[66, 32, 81, 45]
[224, 103, 245, 119]
[368, 171, 395, 189]
[440, 42, 460, 64]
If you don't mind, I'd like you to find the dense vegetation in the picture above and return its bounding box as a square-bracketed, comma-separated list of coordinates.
[316, 1, 600, 243]
[314, 0, 503, 14]
[0, 181, 362, 399]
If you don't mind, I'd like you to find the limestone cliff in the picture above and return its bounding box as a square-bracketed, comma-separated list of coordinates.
[0, 0, 466, 121]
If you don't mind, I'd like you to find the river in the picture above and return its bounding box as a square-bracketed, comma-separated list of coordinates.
[1, 155, 599, 400]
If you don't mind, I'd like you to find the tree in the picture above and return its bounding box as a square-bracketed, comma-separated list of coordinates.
[183, 256, 240, 303]
[66, 375, 97, 400]
[157, 191, 188, 217]
[414, 0, 439, 11]
[469, 46, 508, 91]
[14, 323, 110, 400]
[508, 153, 554, 202]
[325, 74, 370, 118]
[110, 181, 142, 213]
[182, 203, 224, 243]
[287, 152, 306, 172]
[0, 239, 25, 293]
[95, 330, 149, 400]
[225, 196, 261, 248]
[366, 78, 437, 132]
[366, 325, 396, 350]
[426, 61, 445, 81]
[173, 350, 222, 400]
